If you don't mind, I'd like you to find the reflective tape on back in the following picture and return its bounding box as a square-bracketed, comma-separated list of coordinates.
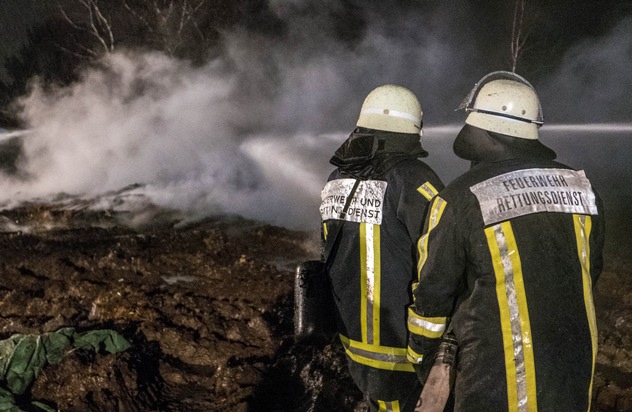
[485, 222, 537, 411]
[573, 214, 598, 410]
[321, 179, 388, 225]
[470, 168, 598, 226]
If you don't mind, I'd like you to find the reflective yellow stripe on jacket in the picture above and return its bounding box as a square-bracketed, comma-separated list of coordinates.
[378, 400, 401, 412]
[417, 181, 439, 201]
[339, 335, 415, 372]
[416, 196, 447, 285]
[406, 345, 424, 364]
[409, 196, 448, 365]
[360, 222, 381, 344]
[573, 214, 597, 411]
[485, 221, 537, 412]
[407, 307, 447, 339]
[485, 216, 597, 412]
[406, 308, 447, 364]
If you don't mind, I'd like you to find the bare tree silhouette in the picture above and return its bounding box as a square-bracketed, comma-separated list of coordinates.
[58, 0, 115, 58]
[510, 0, 529, 73]
[55, 0, 219, 62]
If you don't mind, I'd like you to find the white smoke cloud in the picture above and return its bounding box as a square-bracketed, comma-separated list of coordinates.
[539, 16, 632, 123]
[5, 51, 340, 228]
[19, 54, 236, 192]
[2, 5, 479, 229]
[3, 4, 630, 230]
[536, 15, 632, 218]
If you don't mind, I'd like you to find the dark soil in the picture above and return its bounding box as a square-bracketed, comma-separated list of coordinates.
[0, 205, 629, 411]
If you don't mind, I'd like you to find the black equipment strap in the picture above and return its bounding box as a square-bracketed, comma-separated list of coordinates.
[323, 179, 361, 263]
[339, 179, 361, 220]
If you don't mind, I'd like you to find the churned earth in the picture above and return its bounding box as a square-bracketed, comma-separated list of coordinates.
[0, 203, 629, 411]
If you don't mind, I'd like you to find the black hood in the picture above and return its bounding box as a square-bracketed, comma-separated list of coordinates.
[453, 124, 556, 163]
[330, 128, 427, 179]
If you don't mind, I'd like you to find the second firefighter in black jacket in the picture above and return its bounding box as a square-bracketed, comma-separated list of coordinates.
[407, 72, 605, 412]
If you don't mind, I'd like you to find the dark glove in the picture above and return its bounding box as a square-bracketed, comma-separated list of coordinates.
[412, 349, 437, 385]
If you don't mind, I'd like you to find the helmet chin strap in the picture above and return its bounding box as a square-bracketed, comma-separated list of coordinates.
[469, 108, 544, 126]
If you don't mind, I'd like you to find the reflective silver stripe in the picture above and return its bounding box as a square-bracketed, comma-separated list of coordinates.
[470, 168, 598, 226]
[408, 355, 423, 363]
[407, 348, 423, 364]
[361, 107, 421, 127]
[493, 223, 528, 411]
[340, 335, 414, 372]
[577, 215, 589, 264]
[408, 316, 446, 333]
[417, 181, 439, 201]
[574, 214, 598, 411]
[417, 197, 447, 282]
[346, 345, 409, 365]
[428, 197, 446, 229]
[365, 223, 376, 344]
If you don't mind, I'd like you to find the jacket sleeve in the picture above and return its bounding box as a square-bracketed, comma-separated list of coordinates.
[407, 195, 465, 364]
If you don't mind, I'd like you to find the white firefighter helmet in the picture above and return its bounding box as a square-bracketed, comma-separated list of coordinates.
[356, 85, 423, 135]
[461, 71, 543, 140]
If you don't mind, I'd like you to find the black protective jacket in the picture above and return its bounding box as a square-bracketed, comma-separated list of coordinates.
[408, 157, 605, 411]
[321, 129, 444, 401]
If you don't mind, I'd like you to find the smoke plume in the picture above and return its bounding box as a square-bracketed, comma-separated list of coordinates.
[539, 16, 632, 123]
[3, 3, 631, 229]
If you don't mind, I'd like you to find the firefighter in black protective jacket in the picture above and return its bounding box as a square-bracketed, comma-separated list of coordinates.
[320, 84, 444, 412]
[407, 71, 605, 412]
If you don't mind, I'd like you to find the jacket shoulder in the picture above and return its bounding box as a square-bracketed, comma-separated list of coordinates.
[390, 158, 442, 183]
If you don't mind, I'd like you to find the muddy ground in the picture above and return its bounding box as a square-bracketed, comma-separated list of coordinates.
[0, 204, 629, 411]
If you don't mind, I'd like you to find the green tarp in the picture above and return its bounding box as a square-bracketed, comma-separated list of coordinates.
[0, 327, 131, 412]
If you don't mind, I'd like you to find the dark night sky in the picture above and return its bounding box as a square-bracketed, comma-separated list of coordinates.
[1, 0, 631, 83]
[0, 0, 46, 77]
[0, 1, 631, 128]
